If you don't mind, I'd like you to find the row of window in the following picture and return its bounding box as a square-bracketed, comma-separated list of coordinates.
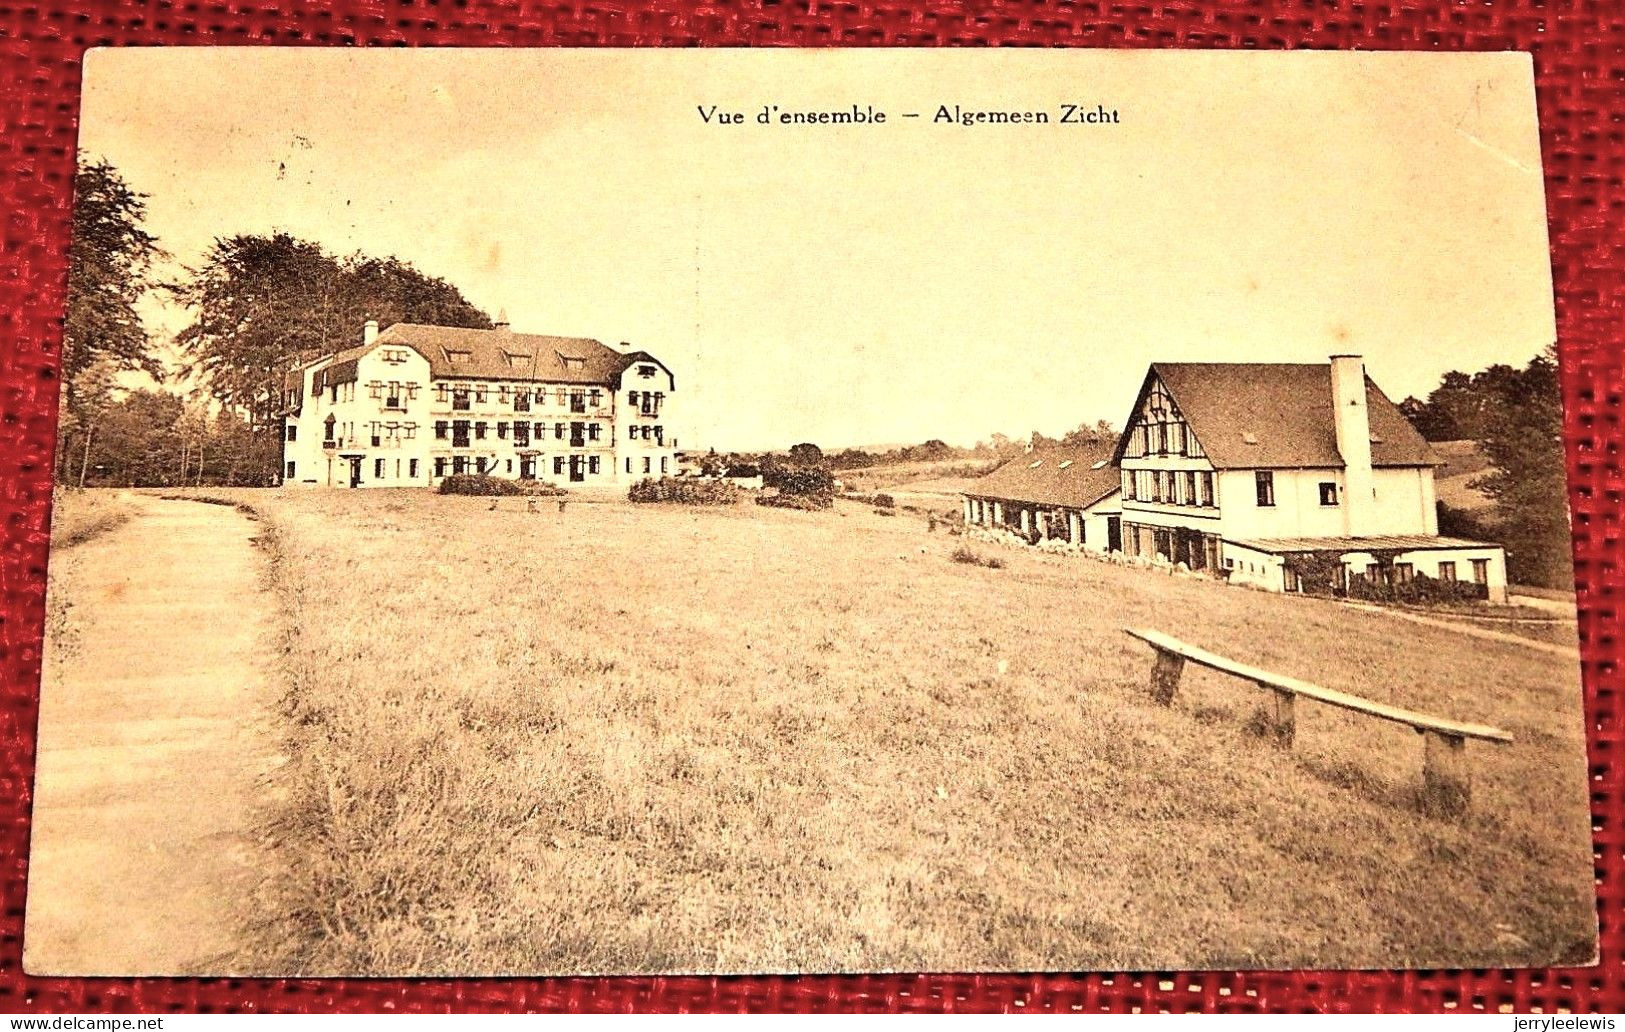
[1389, 558, 1488, 584]
[300, 419, 425, 447]
[1120, 384, 1207, 460]
[365, 381, 422, 410]
[1123, 468, 1217, 508]
[439, 383, 605, 413]
[296, 417, 667, 450]
[432, 419, 606, 447]
[287, 452, 678, 483]
[1253, 471, 1339, 509]
[1275, 557, 1491, 588]
[1121, 523, 1220, 569]
[285, 458, 424, 481]
[628, 424, 665, 443]
[1121, 419, 1206, 460]
[628, 390, 665, 416]
[434, 455, 603, 478]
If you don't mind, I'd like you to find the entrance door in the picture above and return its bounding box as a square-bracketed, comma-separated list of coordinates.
[569, 455, 586, 482]
[519, 456, 536, 481]
[1106, 516, 1122, 553]
[347, 457, 362, 488]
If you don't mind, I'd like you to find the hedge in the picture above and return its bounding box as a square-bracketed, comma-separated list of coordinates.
[437, 475, 565, 497]
[628, 477, 744, 505]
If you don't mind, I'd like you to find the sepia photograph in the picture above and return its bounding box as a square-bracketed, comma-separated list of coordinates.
[26, 47, 1595, 977]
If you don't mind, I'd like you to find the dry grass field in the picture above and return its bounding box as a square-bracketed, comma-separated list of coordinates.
[47, 489, 132, 550]
[1433, 440, 1496, 513]
[137, 488, 1596, 974]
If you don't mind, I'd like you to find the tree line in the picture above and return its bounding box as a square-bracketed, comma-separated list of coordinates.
[700, 421, 1120, 476]
[1399, 350, 1572, 590]
[57, 156, 491, 487]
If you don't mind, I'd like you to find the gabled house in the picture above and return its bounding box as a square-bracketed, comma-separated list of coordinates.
[1111, 354, 1508, 601]
[962, 442, 1122, 552]
[281, 319, 677, 489]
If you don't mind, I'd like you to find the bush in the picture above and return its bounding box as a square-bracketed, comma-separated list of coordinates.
[764, 464, 836, 499]
[951, 545, 1004, 570]
[628, 477, 744, 506]
[1347, 572, 1489, 605]
[437, 475, 564, 497]
[756, 492, 833, 512]
[873, 493, 895, 509]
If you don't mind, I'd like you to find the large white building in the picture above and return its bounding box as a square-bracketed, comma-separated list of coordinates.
[281, 320, 677, 489]
[1111, 354, 1508, 601]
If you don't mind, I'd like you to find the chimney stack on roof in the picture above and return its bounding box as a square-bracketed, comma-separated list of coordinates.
[363, 319, 379, 346]
[494, 308, 511, 332]
[1329, 354, 1375, 536]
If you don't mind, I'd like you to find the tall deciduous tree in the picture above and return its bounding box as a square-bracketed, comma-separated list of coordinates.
[169, 233, 492, 480]
[1470, 347, 1572, 589]
[59, 157, 164, 480]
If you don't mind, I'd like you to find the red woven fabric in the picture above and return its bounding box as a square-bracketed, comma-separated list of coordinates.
[1, 0, 1621, 1014]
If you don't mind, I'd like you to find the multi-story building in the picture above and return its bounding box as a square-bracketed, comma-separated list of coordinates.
[1111, 354, 1509, 601]
[280, 319, 676, 489]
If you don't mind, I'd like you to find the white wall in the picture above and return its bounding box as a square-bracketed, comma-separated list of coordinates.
[284, 343, 679, 489]
[1212, 466, 1437, 540]
[1220, 542, 1286, 591]
[1221, 542, 1508, 602]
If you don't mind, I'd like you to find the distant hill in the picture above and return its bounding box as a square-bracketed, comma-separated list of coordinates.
[1432, 440, 1496, 512]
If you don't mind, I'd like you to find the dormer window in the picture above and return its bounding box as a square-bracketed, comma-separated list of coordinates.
[505, 352, 531, 369]
[561, 355, 586, 371]
[446, 349, 472, 364]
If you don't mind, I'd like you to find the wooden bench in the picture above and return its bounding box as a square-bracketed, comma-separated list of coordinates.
[1124, 627, 1513, 817]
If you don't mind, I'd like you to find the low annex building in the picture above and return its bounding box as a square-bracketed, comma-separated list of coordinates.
[962, 443, 1123, 552]
[281, 319, 677, 489]
[1111, 354, 1508, 601]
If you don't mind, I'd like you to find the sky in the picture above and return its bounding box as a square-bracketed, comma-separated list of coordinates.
[78, 48, 1555, 452]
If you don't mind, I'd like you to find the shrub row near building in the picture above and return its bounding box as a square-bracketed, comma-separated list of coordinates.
[756, 492, 833, 512]
[627, 477, 745, 505]
[436, 475, 566, 497]
[1344, 573, 1490, 605]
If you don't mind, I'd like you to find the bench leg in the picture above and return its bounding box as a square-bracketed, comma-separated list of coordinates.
[1421, 731, 1470, 818]
[1150, 649, 1184, 705]
[1267, 687, 1296, 746]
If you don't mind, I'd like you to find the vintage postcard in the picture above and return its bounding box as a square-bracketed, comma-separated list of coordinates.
[28, 48, 1594, 975]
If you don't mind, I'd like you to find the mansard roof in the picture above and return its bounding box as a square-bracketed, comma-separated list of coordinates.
[963, 442, 1122, 511]
[371, 323, 666, 386]
[1113, 362, 1438, 470]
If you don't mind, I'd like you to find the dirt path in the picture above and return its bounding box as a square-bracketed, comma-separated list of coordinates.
[25, 495, 279, 975]
[1339, 599, 1580, 659]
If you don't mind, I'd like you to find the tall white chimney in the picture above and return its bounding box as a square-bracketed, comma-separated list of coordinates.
[363, 319, 379, 346]
[493, 307, 511, 332]
[1330, 354, 1375, 536]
